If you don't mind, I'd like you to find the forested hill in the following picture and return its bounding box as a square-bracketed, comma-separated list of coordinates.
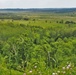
[0, 8, 76, 13]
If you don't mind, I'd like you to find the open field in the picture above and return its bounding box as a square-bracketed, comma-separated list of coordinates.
[0, 9, 76, 75]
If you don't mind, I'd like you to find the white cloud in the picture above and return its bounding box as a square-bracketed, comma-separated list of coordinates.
[0, 0, 76, 8]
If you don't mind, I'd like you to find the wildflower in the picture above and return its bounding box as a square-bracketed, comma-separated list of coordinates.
[68, 64, 71, 68]
[52, 73, 56, 75]
[66, 66, 69, 70]
[34, 66, 37, 68]
[62, 71, 66, 74]
[52, 73, 58, 75]
[57, 71, 60, 73]
[62, 67, 66, 70]
[66, 63, 71, 70]
[29, 70, 32, 73]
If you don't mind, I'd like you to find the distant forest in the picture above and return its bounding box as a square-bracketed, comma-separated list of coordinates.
[0, 8, 76, 13]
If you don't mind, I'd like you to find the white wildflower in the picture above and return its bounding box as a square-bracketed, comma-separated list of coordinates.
[62, 67, 66, 70]
[29, 70, 32, 73]
[34, 66, 37, 68]
[57, 71, 60, 73]
[52, 73, 56, 75]
[62, 71, 66, 74]
[67, 62, 71, 67]
[66, 66, 69, 70]
[52, 73, 58, 75]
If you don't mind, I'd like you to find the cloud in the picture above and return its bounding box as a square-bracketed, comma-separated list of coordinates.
[0, 0, 76, 8]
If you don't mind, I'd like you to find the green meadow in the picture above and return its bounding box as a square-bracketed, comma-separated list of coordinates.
[0, 9, 76, 75]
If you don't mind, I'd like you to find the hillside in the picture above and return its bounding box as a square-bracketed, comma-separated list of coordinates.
[0, 8, 76, 75]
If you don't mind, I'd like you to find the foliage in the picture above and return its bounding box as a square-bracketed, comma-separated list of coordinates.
[0, 11, 76, 75]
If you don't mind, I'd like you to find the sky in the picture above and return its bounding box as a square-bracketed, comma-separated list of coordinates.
[0, 0, 76, 8]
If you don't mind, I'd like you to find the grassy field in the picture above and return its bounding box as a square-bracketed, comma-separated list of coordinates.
[0, 9, 76, 75]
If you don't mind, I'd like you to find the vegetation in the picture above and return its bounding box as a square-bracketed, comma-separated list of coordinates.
[0, 9, 76, 75]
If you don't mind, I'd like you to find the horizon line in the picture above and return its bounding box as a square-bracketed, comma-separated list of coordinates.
[0, 7, 76, 9]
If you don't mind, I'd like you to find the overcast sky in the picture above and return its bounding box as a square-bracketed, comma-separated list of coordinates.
[0, 0, 76, 8]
